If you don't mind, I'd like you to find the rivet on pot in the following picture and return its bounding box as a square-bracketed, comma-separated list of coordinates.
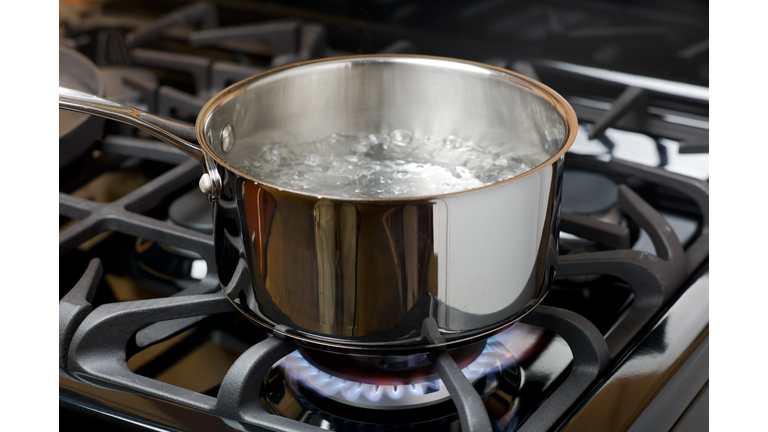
[199, 173, 212, 194]
[221, 124, 235, 152]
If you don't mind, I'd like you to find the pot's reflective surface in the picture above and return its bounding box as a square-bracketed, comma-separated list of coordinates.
[217, 157, 564, 353]
[199, 56, 572, 171]
[203, 56, 576, 353]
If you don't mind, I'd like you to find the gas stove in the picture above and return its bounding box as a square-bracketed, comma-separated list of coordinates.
[59, 1, 708, 431]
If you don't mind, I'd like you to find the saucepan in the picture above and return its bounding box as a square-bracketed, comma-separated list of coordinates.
[59, 55, 578, 356]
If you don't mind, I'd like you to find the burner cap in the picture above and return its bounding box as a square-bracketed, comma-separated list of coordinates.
[561, 170, 618, 215]
[168, 188, 213, 234]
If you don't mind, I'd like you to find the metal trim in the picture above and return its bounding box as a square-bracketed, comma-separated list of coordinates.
[194, 54, 579, 202]
[627, 335, 709, 432]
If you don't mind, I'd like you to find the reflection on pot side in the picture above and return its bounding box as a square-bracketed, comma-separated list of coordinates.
[222, 157, 561, 351]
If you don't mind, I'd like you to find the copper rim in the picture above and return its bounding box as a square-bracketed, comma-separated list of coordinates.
[196, 54, 579, 202]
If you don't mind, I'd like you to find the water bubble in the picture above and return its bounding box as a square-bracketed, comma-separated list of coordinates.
[454, 140, 472, 152]
[452, 166, 471, 179]
[442, 135, 459, 149]
[494, 158, 508, 166]
[391, 185, 410, 195]
[390, 129, 413, 146]
[394, 171, 409, 178]
[497, 170, 516, 181]
[356, 165, 377, 177]
[343, 155, 359, 163]
[481, 171, 499, 183]
[353, 144, 368, 153]
[368, 133, 386, 143]
[265, 147, 281, 163]
[305, 154, 321, 166]
[479, 157, 495, 169]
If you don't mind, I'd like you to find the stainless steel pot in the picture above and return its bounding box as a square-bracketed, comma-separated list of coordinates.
[59, 55, 578, 355]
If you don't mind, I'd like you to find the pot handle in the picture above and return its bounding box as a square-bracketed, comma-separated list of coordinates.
[59, 86, 221, 202]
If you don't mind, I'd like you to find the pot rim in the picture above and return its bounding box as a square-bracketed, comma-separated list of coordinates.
[196, 54, 579, 202]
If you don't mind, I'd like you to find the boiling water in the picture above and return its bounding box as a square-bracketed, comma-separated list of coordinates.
[235, 130, 550, 198]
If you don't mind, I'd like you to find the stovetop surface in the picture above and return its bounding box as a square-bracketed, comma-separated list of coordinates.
[57, 1, 709, 431]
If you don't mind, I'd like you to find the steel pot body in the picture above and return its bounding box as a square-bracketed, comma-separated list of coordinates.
[215, 155, 564, 354]
[59, 55, 577, 355]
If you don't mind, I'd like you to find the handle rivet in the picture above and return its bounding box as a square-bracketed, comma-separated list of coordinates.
[199, 173, 212, 194]
[221, 124, 234, 152]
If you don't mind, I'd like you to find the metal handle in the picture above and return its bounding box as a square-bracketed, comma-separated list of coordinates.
[59, 86, 222, 201]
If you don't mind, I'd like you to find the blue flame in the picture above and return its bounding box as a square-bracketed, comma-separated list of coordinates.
[278, 323, 544, 406]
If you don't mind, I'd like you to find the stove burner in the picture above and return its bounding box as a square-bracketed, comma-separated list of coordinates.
[282, 342, 513, 410]
[561, 170, 618, 215]
[272, 325, 545, 412]
[559, 170, 626, 258]
[298, 341, 486, 385]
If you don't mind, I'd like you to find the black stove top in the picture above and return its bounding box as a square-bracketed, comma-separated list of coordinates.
[59, 1, 709, 431]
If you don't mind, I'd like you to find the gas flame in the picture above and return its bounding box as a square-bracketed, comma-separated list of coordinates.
[278, 323, 544, 407]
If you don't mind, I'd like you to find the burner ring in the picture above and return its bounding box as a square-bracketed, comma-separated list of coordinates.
[263, 324, 547, 425]
[277, 336, 521, 410]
